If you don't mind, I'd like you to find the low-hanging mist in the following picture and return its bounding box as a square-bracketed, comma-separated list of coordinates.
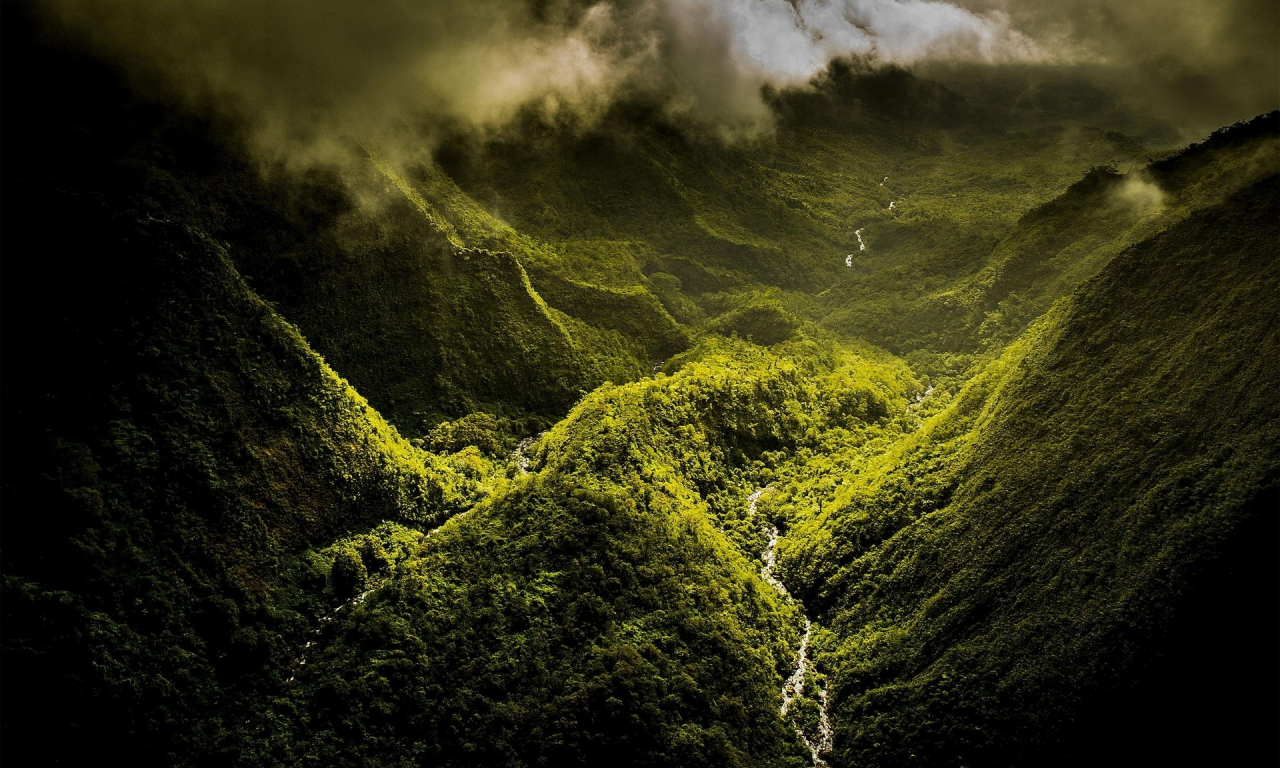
[4, 2, 1279, 763]
[38, 0, 1048, 159]
[36, 0, 1277, 164]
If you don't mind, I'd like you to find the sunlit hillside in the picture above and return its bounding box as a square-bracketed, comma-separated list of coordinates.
[3, 0, 1277, 765]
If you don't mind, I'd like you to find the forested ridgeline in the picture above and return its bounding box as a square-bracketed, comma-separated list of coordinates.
[773, 175, 1280, 766]
[3, 6, 1278, 765]
[0, 172, 489, 762]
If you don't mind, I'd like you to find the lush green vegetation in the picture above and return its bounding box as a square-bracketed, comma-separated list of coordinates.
[3, 8, 1277, 766]
[238, 335, 919, 766]
[774, 176, 1280, 765]
[0, 191, 491, 762]
[819, 112, 1280, 356]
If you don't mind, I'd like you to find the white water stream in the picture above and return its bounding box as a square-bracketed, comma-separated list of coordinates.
[847, 228, 867, 266]
[288, 588, 372, 682]
[290, 431, 549, 681]
[512, 435, 538, 475]
[750, 488, 834, 766]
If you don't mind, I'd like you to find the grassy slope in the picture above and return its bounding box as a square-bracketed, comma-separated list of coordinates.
[822, 112, 1280, 356]
[777, 175, 1280, 766]
[173, 148, 625, 434]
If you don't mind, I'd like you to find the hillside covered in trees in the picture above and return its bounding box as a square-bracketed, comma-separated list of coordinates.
[2, 1, 1277, 765]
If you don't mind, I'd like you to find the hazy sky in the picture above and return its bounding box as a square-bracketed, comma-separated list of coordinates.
[38, 0, 1279, 155]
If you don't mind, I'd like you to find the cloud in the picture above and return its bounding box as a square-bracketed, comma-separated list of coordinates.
[36, 0, 1051, 153]
[33, 0, 1275, 159]
[965, 0, 1280, 135]
[1112, 172, 1165, 214]
[647, 0, 1046, 133]
[39, 0, 634, 158]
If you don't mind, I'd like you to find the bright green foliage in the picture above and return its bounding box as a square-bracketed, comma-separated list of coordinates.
[5, 20, 1279, 767]
[242, 334, 913, 766]
[426, 412, 517, 459]
[706, 301, 803, 347]
[775, 176, 1280, 766]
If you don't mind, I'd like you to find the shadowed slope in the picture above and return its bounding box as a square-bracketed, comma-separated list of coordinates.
[0, 187, 487, 763]
[781, 176, 1280, 766]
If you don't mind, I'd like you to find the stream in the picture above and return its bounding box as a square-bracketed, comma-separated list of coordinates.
[288, 589, 372, 682]
[291, 450, 839, 767]
[847, 229, 867, 267]
[750, 488, 835, 766]
[512, 433, 543, 475]
[291, 432, 550, 683]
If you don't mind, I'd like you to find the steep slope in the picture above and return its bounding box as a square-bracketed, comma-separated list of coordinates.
[821, 111, 1280, 356]
[0, 192, 491, 764]
[1, 5, 670, 442]
[0, 27, 495, 757]
[777, 175, 1280, 765]
[221, 156, 678, 432]
[233, 337, 915, 767]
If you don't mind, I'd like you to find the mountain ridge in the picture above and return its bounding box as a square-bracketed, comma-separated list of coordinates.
[2, 10, 1277, 765]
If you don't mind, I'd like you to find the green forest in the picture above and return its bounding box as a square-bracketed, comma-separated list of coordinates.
[2, 0, 1277, 765]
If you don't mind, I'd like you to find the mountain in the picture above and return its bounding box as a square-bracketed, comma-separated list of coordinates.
[818, 111, 1280, 355]
[2, 6, 1277, 766]
[777, 174, 1280, 766]
[0, 169, 489, 763]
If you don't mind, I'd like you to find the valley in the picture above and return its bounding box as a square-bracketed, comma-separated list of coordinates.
[2, 4, 1278, 766]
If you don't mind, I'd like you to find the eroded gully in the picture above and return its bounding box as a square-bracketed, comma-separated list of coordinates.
[293, 445, 838, 766]
[750, 488, 835, 766]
